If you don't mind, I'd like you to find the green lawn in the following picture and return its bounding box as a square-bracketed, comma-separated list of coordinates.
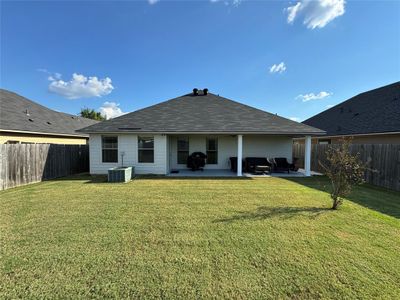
[1, 175, 399, 299]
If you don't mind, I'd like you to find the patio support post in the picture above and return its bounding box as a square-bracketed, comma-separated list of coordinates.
[237, 134, 243, 176]
[304, 135, 311, 176]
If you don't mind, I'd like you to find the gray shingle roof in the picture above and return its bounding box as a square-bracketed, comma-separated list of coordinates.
[303, 82, 400, 136]
[78, 91, 324, 135]
[0, 89, 98, 137]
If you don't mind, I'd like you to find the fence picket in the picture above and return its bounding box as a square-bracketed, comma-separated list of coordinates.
[293, 143, 400, 191]
[0, 144, 89, 190]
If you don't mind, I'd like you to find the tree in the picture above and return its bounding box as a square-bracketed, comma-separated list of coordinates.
[319, 139, 366, 210]
[79, 108, 106, 121]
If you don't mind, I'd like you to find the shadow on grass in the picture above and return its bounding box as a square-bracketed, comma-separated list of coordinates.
[283, 177, 400, 219]
[214, 206, 330, 223]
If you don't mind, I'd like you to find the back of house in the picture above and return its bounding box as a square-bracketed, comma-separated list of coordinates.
[78, 89, 324, 176]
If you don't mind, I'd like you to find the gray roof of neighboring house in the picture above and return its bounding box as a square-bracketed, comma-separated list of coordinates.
[0, 89, 98, 137]
[303, 82, 400, 137]
[78, 90, 324, 135]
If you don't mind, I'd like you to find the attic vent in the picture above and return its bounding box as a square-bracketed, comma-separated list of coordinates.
[25, 109, 30, 116]
[47, 121, 52, 125]
[193, 88, 199, 96]
[353, 113, 359, 117]
[28, 118, 34, 122]
[118, 127, 141, 130]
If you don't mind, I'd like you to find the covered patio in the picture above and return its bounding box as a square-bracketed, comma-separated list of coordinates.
[167, 134, 313, 177]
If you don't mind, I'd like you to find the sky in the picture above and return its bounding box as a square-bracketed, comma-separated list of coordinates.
[1, 0, 399, 121]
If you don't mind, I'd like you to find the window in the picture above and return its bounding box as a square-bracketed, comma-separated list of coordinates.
[102, 136, 118, 163]
[138, 136, 154, 163]
[177, 137, 189, 164]
[206, 137, 218, 164]
[318, 139, 331, 145]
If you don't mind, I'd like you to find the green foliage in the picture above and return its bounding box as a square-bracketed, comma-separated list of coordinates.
[79, 107, 106, 121]
[0, 175, 399, 298]
[319, 138, 366, 209]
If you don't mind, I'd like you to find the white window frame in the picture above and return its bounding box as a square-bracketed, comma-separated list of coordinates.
[138, 136, 154, 163]
[102, 135, 118, 163]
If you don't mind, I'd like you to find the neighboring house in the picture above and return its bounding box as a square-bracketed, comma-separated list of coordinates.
[300, 82, 400, 145]
[78, 89, 324, 176]
[0, 89, 98, 144]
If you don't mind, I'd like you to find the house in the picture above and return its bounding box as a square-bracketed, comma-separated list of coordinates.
[300, 82, 400, 145]
[0, 89, 98, 144]
[78, 89, 324, 176]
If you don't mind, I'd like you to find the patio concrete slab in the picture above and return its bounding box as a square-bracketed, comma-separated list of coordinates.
[167, 169, 322, 178]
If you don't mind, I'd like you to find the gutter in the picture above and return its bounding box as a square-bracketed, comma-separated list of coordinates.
[293, 131, 400, 139]
[77, 130, 326, 136]
[0, 129, 90, 138]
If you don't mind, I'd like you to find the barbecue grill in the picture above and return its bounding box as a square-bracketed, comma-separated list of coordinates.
[187, 152, 207, 171]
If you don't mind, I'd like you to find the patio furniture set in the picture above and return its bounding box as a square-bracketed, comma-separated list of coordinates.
[229, 157, 298, 175]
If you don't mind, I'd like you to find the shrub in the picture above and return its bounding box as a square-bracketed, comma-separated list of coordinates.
[319, 139, 366, 210]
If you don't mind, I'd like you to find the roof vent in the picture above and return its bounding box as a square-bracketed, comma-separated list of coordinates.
[203, 88, 208, 95]
[25, 109, 30, 116]
[47, 121, 52, 125]
[193, 88, 198, 96]
[28, 118, 34, 122]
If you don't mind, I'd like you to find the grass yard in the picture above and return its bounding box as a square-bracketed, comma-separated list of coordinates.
[1, 175, 399, 299]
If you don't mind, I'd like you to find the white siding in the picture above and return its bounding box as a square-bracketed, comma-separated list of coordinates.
[168, 135, 293, 171]
[89, 133, 293, 175]
[242, 135, 293, 162]
[89, 134, 167, 175]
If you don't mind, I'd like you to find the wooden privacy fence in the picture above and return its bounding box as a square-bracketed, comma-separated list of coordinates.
[0, 144, 89, 190]
[293, 143, 400, 191]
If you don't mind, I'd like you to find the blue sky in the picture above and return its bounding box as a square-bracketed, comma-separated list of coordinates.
[1, 0, 399, 121]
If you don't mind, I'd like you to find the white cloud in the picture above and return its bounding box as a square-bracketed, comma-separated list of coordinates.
[326, 104, 335, 108]
[148, 0, 159, 4]
[286, 0, 345, 29]
[210, 0, 242, 6]
[38, 68, 62, 81]
[269, 62, 286, 74]
[287, 2, 302, 24]
[289, 117, 301, 122]
[48, 73, 114, 99]
[99, 101, 126, 120]
[296, 91, 332, 102]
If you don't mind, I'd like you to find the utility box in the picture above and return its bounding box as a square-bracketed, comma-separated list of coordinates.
[108, 167, 134, 183]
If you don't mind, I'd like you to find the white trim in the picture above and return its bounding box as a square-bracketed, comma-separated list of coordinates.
[0, 128, 89, 138]
[294, 131, 400, 140]
[81, 131, 324, 136]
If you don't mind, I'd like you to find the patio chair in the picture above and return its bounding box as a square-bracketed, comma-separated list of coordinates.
[273, 157, 294, 173]
[244, 157, 272, 174]
[229, 157, 245, 172]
